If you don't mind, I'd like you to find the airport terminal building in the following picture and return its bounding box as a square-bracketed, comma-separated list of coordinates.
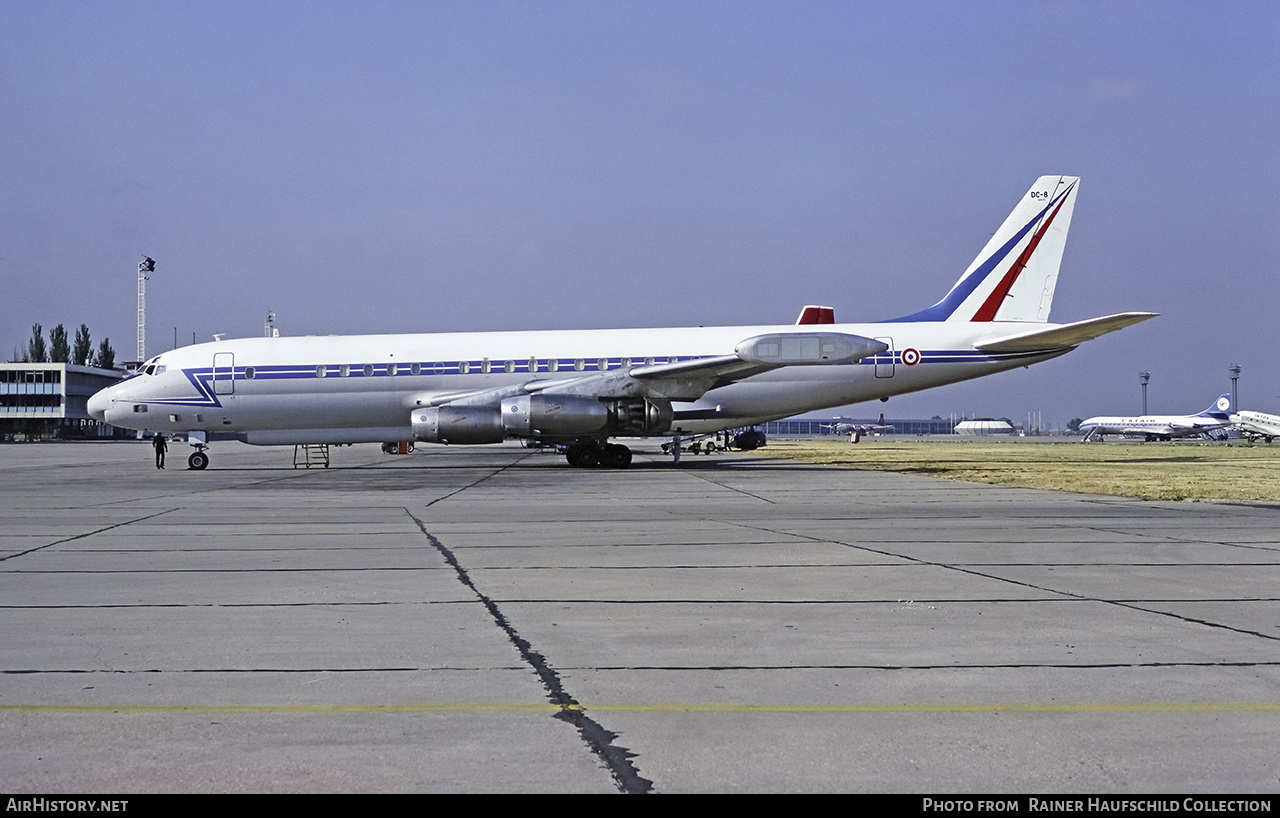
[0, 362, 126, 441]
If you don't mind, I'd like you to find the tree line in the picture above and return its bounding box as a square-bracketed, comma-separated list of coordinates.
[13, 323, 116, 369]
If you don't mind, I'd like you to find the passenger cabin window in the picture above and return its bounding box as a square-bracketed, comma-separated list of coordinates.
[548, 359, 559, 372]
[503, 361, 515, 373]
[244, 367, 256, 379]
[315, 365, 327, 378]
[411, 363, 422, 376]
[574, 359, 584, 371]
[528, 357, 539, 372]
[387, 363, 398, 376]
[597, 358, 608, 370]
[339, 364, 350, 377]
[362, 364, 374, 377]
[481, 359, 491, 374]
[458, 361, 469, 374]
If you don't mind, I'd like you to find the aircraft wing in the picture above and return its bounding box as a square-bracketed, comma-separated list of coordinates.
[974, 312, 1158, 353]
[540, 331, 886, 401]
[420, 331, 888, 406]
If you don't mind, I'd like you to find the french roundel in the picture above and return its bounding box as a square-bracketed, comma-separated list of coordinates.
[901, 348, 921, 366]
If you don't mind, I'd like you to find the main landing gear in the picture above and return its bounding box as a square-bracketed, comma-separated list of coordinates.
[563, 442, 632, 469]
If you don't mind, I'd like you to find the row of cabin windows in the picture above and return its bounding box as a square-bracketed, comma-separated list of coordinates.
[241, 357, 683, 380]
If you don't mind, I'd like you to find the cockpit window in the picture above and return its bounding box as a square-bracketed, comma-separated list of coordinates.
[141, 357, 165, 376]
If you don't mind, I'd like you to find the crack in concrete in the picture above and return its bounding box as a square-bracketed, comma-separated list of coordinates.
[406, 508, 654, 794]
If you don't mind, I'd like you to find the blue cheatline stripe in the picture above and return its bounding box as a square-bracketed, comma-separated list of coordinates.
[856, 348, 1058, 366]
[146, 348, 1060, 410]
[186, 349, 1047, 384]
[194, 355, 701, 382]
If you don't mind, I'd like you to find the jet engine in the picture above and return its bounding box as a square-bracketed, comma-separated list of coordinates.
[412, 406, 505, 444]
[500, 395, 673, 439]
[500, 395, 610, 438]
[604, 397, 672, 435]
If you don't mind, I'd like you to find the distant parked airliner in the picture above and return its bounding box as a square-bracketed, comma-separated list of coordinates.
[1079, 394, 1234, 442]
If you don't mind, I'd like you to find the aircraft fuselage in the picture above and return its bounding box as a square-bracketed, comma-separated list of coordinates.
[91, 321, 1066, 445]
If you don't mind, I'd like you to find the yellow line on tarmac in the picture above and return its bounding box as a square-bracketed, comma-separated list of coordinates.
[2, 703, 560, 715]
[587, 702, 1280, 713]
[4, 702, 1280, 715]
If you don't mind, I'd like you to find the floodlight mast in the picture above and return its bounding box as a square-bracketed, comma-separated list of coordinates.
[137, 256, 155, 362]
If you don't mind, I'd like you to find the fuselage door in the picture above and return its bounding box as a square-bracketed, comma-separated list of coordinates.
[874, 337, 895, 378]
[212, 352, 235, 395]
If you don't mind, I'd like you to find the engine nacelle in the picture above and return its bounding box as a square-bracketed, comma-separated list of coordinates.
[412, 406, 505, 444]
[501, 395, 610, 438]
[501, 395, 673, 439]
[417, 396, 675, 443]
[604, 398, 673, 435]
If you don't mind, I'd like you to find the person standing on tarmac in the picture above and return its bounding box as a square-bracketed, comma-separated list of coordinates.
[153, 433, 167, 469]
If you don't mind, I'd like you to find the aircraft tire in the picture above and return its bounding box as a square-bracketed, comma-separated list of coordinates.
[603, 444, 632, 468]
[188, 451, 209, 471]
[565, 445, 600, 468]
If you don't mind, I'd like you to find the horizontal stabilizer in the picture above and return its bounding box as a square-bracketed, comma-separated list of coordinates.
[974, 312, 1158, 352]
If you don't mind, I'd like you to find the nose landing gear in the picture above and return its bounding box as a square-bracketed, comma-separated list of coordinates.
[188, 447, 209, 470]
[186, 431, 210, 470]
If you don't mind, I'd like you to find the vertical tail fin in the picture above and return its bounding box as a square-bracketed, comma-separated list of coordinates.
[1199, 394, 1233, 418]
[894, 176, 1079, 323]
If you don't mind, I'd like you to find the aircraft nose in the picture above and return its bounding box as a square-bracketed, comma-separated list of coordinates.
[87, 389, 110, 421]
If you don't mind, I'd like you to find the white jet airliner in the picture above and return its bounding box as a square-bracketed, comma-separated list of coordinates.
[1078, 394, 1234, 442]
[89, 175, 1156, 470]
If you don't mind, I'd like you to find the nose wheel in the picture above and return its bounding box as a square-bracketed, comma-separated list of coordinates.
[188, 449, 210, 470]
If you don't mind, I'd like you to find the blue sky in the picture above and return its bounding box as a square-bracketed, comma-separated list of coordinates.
[3, 2, 1276, 427]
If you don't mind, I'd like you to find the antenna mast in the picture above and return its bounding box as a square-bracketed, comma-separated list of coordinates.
[137, 257, 155, 362]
